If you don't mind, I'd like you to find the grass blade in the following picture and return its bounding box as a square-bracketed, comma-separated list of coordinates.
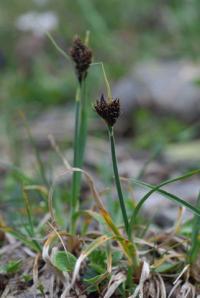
[91, 62, 112, 99]
[22, 188, 35, 237]
[188, 191, 200, 264]
[129, 169, 200, 227]
[71, 235, 112, 288]
[46, 32, 70, 61]
[70, 80, 90, 233]
[108, 126, 130, 240]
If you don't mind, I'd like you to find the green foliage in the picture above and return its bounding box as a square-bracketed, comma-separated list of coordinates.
[155, 262, 182, 274]
[88, 249, 107, 274]
[0, 260, 22, 274]
[188, 192, 200, 264]
[0, 169, 42, 252]
[22, 274, 32, 283]
[83, 250, 108, 294]
[108, 126, 131, 241]
[1, 0, 200, 114]
[134, 108, 188, 150]
[129, 169, 200, 228]
[1, 1, 200, 294]
[52, 251, 77, 272]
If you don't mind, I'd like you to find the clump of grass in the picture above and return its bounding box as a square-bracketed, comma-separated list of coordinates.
[2, 32, 200, 297]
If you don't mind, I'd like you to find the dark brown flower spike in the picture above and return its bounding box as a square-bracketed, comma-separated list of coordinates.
[94, 94, 120, 127]
[69, 36, 92, 84]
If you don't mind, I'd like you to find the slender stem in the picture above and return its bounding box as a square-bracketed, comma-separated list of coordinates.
[78, 80, 88, 166]
[108, 126, 130, 239]
[91, 62, 112, 100]
[70, 86, 81, 233]
[108, 126, 140, 273]
[70, 81, 89, 233]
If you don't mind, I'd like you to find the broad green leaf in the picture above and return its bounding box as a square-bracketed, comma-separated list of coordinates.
[52, 251, 77, 272]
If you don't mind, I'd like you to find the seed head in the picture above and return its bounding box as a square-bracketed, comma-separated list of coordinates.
[69, 36, 92, 84]
[94, 94, 120, 127]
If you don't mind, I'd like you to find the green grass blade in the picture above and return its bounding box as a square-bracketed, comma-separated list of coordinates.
[72, 82, 89, 208]
[76, 0, 108, 35]
[0, 162, 33, 184]
[22, 189, 34, 237]
[10, 229, 41, 252]
[21, 189, 42, 252]
[108, 126, 130, 240]
[46, 32, 70, 61]
[70, 81, 89, 233]
[188, 191, 200, 264]
[132, 180, 200, 218]
[129, 169, 200, 227]
[91, 62, 112, 99]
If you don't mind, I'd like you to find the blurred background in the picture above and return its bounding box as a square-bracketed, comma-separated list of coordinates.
[0, 0, 200, 227]
[0, 0, 200, 174]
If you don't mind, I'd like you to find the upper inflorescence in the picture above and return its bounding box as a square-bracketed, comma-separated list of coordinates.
[69, 36, 92, 84]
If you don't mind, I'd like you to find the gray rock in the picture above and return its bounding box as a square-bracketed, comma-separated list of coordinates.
[112, 60, 200, 121]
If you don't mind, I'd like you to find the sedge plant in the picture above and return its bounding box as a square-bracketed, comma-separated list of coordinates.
[46, 33, 92, 232]
[69, 35, 92, 233]
[94, 93, 140, 271]
[40, 32, 200, 295]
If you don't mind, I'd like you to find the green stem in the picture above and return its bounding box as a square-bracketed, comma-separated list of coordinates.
[108, 126, 130, 239]
[70, 86, 81, 233]
[70, 81, 89, 233]
[79, 80, 88, 165]
[108, 126, 140, 275]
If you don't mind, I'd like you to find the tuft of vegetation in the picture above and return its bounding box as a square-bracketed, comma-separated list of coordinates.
[0, 1, 200, 294]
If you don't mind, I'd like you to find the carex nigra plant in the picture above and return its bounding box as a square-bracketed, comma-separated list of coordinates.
[94, 94, 140, 270]
[69, 35, 92, 233]
[94, 94, 129, 237]
[94, 94, 131, 238]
